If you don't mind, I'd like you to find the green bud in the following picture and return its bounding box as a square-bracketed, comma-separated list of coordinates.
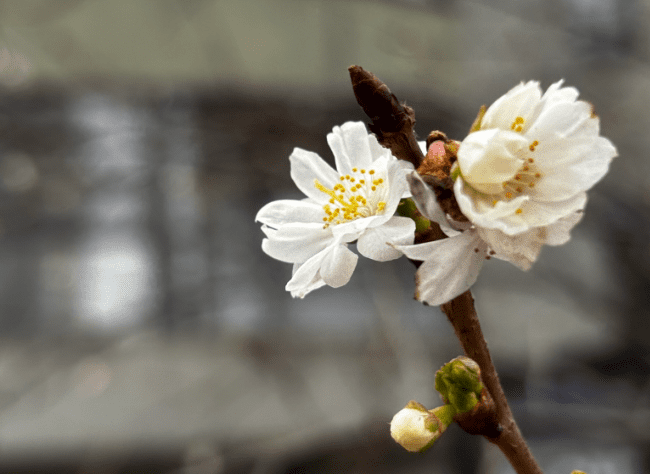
[435, 356, 483, 413]
[396, 198, 417, 217]
[396, 198, 431, 233]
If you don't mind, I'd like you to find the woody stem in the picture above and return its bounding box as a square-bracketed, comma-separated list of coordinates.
[441, 291, 543, 474]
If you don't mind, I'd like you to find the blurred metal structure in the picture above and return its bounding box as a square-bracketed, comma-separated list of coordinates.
[0, 0, 647, 472]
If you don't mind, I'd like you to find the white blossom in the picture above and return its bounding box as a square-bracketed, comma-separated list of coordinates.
[399, 81, 617, 305]
[256, 122, 415, 298]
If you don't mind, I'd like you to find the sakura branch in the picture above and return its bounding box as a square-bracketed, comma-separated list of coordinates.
[255, 65, 617, 474]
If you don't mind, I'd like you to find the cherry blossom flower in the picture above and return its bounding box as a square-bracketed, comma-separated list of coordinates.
[256, 122, 415, 298]
[399, 81, 617, 305]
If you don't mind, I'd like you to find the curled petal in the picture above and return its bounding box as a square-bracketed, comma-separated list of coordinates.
[454, 178, 529, 232]
[286, 250, 330, 298]
[457, 129, 528, 194]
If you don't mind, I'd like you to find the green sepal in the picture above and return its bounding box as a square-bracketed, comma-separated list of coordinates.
[430, 404, 456, 428]
[450, 163, 461, 181]
[469, 105, 487, 133]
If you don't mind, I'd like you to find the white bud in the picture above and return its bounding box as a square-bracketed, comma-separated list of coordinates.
[390, 402, 440, 453]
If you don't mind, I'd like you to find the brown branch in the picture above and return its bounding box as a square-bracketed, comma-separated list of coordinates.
[349, 66, 543, 473]
[441, 291, 543, 474]
[348, 65, 425, 168]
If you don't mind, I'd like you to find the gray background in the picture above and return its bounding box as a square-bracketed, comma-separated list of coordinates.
[0, 0, 647, 472]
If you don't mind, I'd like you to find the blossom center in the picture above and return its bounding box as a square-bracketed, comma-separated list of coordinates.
[494, 140, 543, 213]
[314, 167, 387, 228]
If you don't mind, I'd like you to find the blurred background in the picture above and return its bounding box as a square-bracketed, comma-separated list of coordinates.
[0, 0, 648, 472]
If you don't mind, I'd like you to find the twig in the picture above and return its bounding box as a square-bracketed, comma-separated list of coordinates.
[349, 65, 544, 474]
[441, 291, 543, 474]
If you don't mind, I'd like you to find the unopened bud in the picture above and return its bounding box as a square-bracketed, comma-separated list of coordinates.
[390, 401, 455, 453]
[435, 356, 483, 413]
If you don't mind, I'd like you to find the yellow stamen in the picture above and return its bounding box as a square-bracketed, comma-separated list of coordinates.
[510, 116, 525, 131]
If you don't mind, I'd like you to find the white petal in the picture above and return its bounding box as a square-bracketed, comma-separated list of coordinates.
[255, 199, 324, 226]
[544, 210, 584, 246]
[357, 216, 415, 261]
[383, 157, 411, 213]
[540, 80, 579, 106]
[481, 81, 542, 132]
[525, 101, 593, 141]
[261, 223, 331, 263]
[286, 251, 329, 298]
[327, 122, 376, 175]
[477, 227, 544, 270]
[398, 230, 486, 306]
[513, 192, 586, 231]
[533, 136, 616, 202]
[457, 129, 528, 194]
[330, 217, 371, 241]
[290, 148, 339, 202]
[368, 132, 391, 161]
[396, 161, 416, 198]
[320, 243, 358, 287]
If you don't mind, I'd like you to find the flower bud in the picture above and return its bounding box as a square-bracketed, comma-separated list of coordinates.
[435, 356, 483, 413]
[390, 401, 455, 453]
